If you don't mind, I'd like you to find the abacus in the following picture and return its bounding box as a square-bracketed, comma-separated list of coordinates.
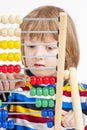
[0, 13, 84, 130]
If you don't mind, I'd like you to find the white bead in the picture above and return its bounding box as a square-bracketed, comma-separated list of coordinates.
[1, 15, 8, 24]
[7, 28, 14, 37]
[15, 15, 22, 24]
[8, 15, 15, 24]
[14, 28, 21, 37]
[0, 16, 2, 23]
[2, 28, 8, 37]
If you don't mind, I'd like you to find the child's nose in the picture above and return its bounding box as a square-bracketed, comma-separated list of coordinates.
[35, 46, 45, 59]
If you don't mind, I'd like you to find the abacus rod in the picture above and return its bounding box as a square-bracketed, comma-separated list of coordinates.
[22, 55, 56, 58]
[54, 13, 67, 130]
[2, 102, 35, 104]
[23, 17, 59, 21]
[8, 112, 41, 115]
[21, 30, 58, 34]
[22, 43, 58, 46]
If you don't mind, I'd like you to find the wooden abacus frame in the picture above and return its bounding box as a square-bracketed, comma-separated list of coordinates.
[55, 13, 84, 130]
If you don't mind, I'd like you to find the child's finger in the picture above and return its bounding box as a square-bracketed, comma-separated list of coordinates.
[6, 73, 15, 90]
[0, 74, 9, 90]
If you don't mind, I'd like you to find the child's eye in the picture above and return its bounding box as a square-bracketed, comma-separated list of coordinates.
[28, 45, 36, 48]
[47, 46, 57, 50]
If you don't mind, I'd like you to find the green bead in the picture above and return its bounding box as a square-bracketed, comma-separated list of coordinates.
[30, 88, 36, 96]
[48, 87, 55, 96]
[42, 88, 48, 96]
[36, 87, 42, 96]
[0, 99, 2, 107]
[42, 99, 48, 108]
[35, 99, 41, 108]
[48, 99, 54, 107]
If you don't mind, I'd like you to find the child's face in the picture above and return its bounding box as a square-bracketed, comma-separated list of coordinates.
[24, 36, 58, 76]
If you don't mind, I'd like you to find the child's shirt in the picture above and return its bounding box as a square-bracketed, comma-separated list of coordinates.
[5, 77, 87, 130]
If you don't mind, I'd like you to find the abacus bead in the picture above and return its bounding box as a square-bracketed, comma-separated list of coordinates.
[41, 109, 47, 118]
[35, 99, 41, 108]
[14, 64, 21, 73]
[42, 88, 48, 96]
[14, 28, 21, 37]
[0, 100, 2, 107]
[48, 87, 55, 96]
[0, 110, 2, 119]
[30, 88, 36, 96]
[14, 40, 21, 49]
[7, 120, 14, 129]
[0, 121, 1, 128]
[2, 28, 8, 37]
[30, 76, 36, 85]
[36, 76, 43, 85]
[1, 52, 7, 61]
[7, 40, 14, 49]
[1, 65, 8, 73]
[49, 76, 56, 84]
[0, 66, 1, 72]
[48, 99, 54, 107]
[36, 87, 42, 96]
[42, 99, 48, 108]
[2, 109, 8, 118]
[7, 52, 14, 61]
[2, 120, 8, 128]
[8, 15, 15, 24]
[8, 64, 14, 73]
[47, 120, 54, 128]
[47, 109, 54, 118]
[1, 40, 7, 49]
[43, 76, 49, 84]
[8, 28, 14, 37]
[1, 15, 8, 24]
[15, 15, 22, 24]
[14, 52, 21, 61]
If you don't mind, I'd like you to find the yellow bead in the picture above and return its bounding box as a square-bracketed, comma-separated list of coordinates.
[0, 41, 1, 48]
[14, 52, 21, 61]
[1, 52, 7, 61]
[7, 40, 14, 49]
[14, 40, 21, 49]
[1, 40, 7, 49]
[7, 52, 14, 61]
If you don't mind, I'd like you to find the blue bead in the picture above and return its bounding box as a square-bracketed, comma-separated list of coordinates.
[0, 121, 1, 128]
[47, 109, 54, 118]
[47, 120, 54, 128]
[2, 109, 8, 119]
[47, 84, 56, 88]
[8, 120, 14, 129]
[0, 110, 2, 120]
[2, 120, 8, 128]
[41, 109, 47, 118]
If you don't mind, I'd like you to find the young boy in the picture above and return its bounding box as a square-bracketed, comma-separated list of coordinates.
[0, 5, 87, 130]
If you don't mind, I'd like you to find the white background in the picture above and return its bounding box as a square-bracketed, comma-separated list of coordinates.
[0, 0, 87, 84]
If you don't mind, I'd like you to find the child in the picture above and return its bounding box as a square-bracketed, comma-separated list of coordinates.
[0, 5, 87, 130]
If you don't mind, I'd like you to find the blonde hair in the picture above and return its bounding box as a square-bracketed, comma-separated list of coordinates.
[20, 5, 80, 69]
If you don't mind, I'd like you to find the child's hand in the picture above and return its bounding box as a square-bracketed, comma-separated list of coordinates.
[61, 110, 75, 129]
[0, 73, 26, 91]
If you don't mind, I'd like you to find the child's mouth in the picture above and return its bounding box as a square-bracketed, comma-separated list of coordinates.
[34, 64, 45, 67]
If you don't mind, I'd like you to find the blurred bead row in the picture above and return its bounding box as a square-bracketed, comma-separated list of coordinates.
[30, 87, 55, 96]
[0, 40, 20, 49]
[0, 15, 22, 24]
[35, 99, 54, 108]
[0, 28, 21, 37]
[0, 52, 21, 61]
[30, 76, 56, 85]
[0, 64, 21, 73]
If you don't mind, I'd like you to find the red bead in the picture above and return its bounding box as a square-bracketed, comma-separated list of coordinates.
[49, 76, 56, 84]
[0, 66, 1, 72]
[8, 64, 14, 73]
[85, 126, 87, 130]
[36, 76, 43, 85]
[14, 64, 21, 73]
[1, 65, 8, 73]
[30, 76, 36, 85]
[43, 76, 49, 84]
